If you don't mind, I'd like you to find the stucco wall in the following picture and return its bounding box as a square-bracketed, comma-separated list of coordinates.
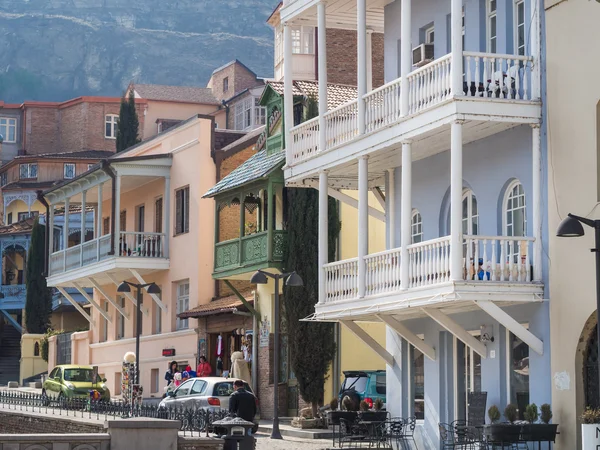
[142, 101, 225, 139]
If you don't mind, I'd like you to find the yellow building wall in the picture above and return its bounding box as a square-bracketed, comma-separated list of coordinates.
[20, 334, 46, 383]
[324, 191, 387, 403]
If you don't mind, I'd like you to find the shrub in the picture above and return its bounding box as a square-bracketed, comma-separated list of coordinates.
[374, 398, 384, 411]
[330, 398, 339, 411]
[488, 405, 501, 423]
[504, 404, 518, 423]
[540, 404, 552, 424]
[581, 407, 600, 424]
[359, 400, 370, 412]
[524, 403, 539, 424]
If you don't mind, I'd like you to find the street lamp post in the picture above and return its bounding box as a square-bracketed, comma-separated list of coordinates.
[250, 270, 303, 440]
[117, 281, 161, 384]
[556, 213, 600, 405]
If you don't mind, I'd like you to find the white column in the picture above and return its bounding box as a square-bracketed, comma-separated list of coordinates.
[283, 23, 294, 162]
[80, 190, 86, 266]
[357, 0, 367, 134]
[532, 125, 542, 281]
[48, 205, 55, 255]
[27, 195, 32, 215]
[358, 156, 369, 297]
[400, 0, 412, 116]
[114, 175, 121, 255]
[387, 168, 396, 249]
[97, 184, 103, 261]
[401, 142, 412, 289]
[63, 198, 70, 269]
[318, 2, 328, 153]
[163, 176, 171, 258]
[450, 122, 463, 280]
[318, 171, 329, 303]
[530, 0, 541, 99]
[450, 0, 463, 96]
[366, 30, 373, 92]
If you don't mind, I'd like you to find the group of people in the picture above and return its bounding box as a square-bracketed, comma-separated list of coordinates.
[163, 356, 214, 392]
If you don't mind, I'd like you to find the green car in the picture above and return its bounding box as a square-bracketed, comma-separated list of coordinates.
[338, 370, 386, 410]
[42, 365, 110, 405]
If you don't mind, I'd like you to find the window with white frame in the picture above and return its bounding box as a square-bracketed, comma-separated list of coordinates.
[154, 292, 162, 335]
[462, 190, 479, 236]
[117, 296, 125, 339]
[0, 118, 17, 143]
[507, 330, 529, 419]
[88, 163, 95, 171]
[291, 26, 315, 54]
[425, 25, 435, 44]
[255, 98, 266, 126]
[105, 114, 118, 139]
[275, 24, 284, 67]
[19, 163, 37, 179]
[514, 0, 525, 55]
[487, 0, 497, 53]
[0, 173, 7, 187]
[102, 301, 109, 343]
[504, 181, 527, 260]
[64, 163, 76, 179]
[411, 347, 425, 419]
[234, 97, 253, 130]
[176, 281, 190, 330]
[411, 210, 423, 244]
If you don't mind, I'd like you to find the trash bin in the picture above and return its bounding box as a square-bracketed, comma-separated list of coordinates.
[212, 416, 256, 450]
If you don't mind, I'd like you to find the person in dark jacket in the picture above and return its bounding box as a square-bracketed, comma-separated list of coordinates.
[164, 361, 178, 386]
[229, 379, 257, 423]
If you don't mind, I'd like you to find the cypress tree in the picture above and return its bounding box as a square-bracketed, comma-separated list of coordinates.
[283, 96, 341, 418]
[25, 219, 52, 334]
[116, 90, 141, 153]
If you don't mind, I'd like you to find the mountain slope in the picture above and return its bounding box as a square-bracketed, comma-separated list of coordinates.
[0, 0, 276, 102]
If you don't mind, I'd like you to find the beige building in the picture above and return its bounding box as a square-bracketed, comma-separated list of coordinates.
[546, 0, 600, 447]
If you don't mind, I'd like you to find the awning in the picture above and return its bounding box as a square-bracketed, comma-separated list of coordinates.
[179, 291, 254, 319]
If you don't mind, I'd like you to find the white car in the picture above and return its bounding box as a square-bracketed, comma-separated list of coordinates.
[158, 377, 256, 413]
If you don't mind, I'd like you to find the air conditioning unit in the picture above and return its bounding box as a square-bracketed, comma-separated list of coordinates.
[412, 43, 434, 67]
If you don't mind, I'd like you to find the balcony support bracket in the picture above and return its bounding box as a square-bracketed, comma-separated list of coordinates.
[371, 187, 386, 211]
[106, 273, 149, 317]
[340, 320, 394, 366]
[423, 308, 487, 358]
[376, 314, 436, 361]
[326, 188, 385, 222]
[476, 300, 543, 355]
[72, 282, 112, 324]
[56, 286, 93, 325]
[130, 269, 168, 312]
[88, 277, 131, 321]
[224, 280, 259, 319]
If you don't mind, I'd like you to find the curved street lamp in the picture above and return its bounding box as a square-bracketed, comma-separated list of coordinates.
[250, 270, 303, 440]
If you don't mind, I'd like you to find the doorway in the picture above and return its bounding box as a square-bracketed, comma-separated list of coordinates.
[455, 336, 482, 422]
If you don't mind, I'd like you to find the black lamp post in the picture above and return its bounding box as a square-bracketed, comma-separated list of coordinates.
[250, 269, 303, 440]
[556, 213, 600, 404]
[117, 280, 161, 384]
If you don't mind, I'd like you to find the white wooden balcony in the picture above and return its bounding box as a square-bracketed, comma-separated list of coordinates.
[286, 51, 540, 186]
[313, 235, 543, 322]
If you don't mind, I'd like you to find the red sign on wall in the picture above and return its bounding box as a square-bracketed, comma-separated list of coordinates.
[162, 348, 176, 357]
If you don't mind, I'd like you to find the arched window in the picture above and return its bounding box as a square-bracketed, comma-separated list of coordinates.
[33, 342, 40, 357]
[462, 189, 479, 236]
[504, 180, 527, 261]
[411, 210, 423, 244]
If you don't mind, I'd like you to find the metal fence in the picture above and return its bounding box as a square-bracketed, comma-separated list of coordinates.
[0, 391, 230, 437]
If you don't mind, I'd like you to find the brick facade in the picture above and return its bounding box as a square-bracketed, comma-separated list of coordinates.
[325, 29, 385, 88]
[208, 61, 264, 103]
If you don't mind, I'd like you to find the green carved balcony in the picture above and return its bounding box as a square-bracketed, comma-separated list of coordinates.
[214, 230, 287, 278]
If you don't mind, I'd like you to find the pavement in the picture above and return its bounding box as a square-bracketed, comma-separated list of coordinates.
[254, 432, 332, 450]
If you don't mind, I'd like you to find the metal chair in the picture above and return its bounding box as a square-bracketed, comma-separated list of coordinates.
[398, 416, 418, 449]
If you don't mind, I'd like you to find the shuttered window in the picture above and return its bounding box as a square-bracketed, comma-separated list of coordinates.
[155, 198, 163, 233]
[120, 210, 126, 232]
[103, 217, 110, 235]
[175, 187, 189, 235]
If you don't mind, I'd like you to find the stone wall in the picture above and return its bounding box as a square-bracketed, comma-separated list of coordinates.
[0, 434, 111, 450]
[0, 411, 104, 434]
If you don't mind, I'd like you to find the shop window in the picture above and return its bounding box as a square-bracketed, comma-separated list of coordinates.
[508, 331, 529, 419]
[412, 348, 425, 420]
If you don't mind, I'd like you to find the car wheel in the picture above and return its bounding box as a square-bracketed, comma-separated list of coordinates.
[41, 389, 50, 407]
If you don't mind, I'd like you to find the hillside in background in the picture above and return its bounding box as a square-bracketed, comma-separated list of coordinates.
[0, 0, 276, 102]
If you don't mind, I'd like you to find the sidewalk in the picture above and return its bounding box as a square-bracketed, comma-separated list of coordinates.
[258, 420, 333, 440]
[254, 432, 332, 450]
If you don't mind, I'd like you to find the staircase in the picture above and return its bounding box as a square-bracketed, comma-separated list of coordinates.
[0, 324, 21, 386]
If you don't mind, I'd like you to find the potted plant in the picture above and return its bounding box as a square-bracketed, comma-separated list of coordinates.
[581, 407, 600, 448]
[521, 403, 539, 441]
[358, 399, 387, 422]
[537, 404, 558, 442]
[484, 404, 521, 445]
[488, 405, 501, 423]
[328, 397, 357, 429]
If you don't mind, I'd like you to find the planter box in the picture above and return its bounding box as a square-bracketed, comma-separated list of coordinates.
[358, 411, 388, 422]
[521, 423, 558, 442]
[582, 424, 600, 448]
[483, 424, 522, 444]
[327, 411, 357, 426]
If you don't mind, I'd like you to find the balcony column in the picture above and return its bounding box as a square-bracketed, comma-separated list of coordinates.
[80, 190, 86, 266]
[318, 171, 329, 304]
[358, 156, 369, 297]
[114, 175, 121, 255]
[97, 184, 103, 261]
[240, 192, 246, 265]
[530, 0, 541, 99]
[450, 0, 463, 96]
[387, 168, 396, 248]
[357, 0, 367, 134]
[267, 184, 274, 262]
[283, 23, 294, 161]
[400, 142, 412, 289]
[366, 29, 373, 92]
[450, 122, 463, 280]
[532, 125, 542, 282]
[48, 204, 54, 255]
[63, 198, 70, 270]
[163, 176, 170, 258]
[317, 1, 328, 153]
[400, 0, 411, 116]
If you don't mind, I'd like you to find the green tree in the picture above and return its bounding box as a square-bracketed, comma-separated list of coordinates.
[25, 219, 52, 334]
[116, 90, 141, 153]
[283, 96, 341, 418]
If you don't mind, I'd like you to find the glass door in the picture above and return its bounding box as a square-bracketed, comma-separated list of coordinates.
[455, 336, 482, 422]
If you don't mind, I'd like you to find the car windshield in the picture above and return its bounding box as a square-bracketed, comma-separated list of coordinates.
[64, 368, 93, 382]
[213, 382, 252, 397]
[341, 376, 368, 393]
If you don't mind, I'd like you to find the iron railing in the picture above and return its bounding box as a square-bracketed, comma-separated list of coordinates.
[0, 391, 230, 437]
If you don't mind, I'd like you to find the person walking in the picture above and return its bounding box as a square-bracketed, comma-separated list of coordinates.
[197, 356, 212, 377]
[229, 379, 257, 423]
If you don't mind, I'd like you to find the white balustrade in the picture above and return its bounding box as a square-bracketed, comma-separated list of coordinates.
[364, 78, 402, 134]
[463, 235, 534, 282]
[65, 246, 81, 271]
[99, 235, 112, 260]
[81, 240, 98, 266]
[289, 117, 319, 164]
[407, 236, 451, 288]
[324, 100, 359, 150]
[364, 248, 402, 296]
[463, 52, 533, 101]
[407, 54, 452, 115]
[119, 231, 165, 258]
[323, 258, 359, 303]
[49, 251, 64, 275]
